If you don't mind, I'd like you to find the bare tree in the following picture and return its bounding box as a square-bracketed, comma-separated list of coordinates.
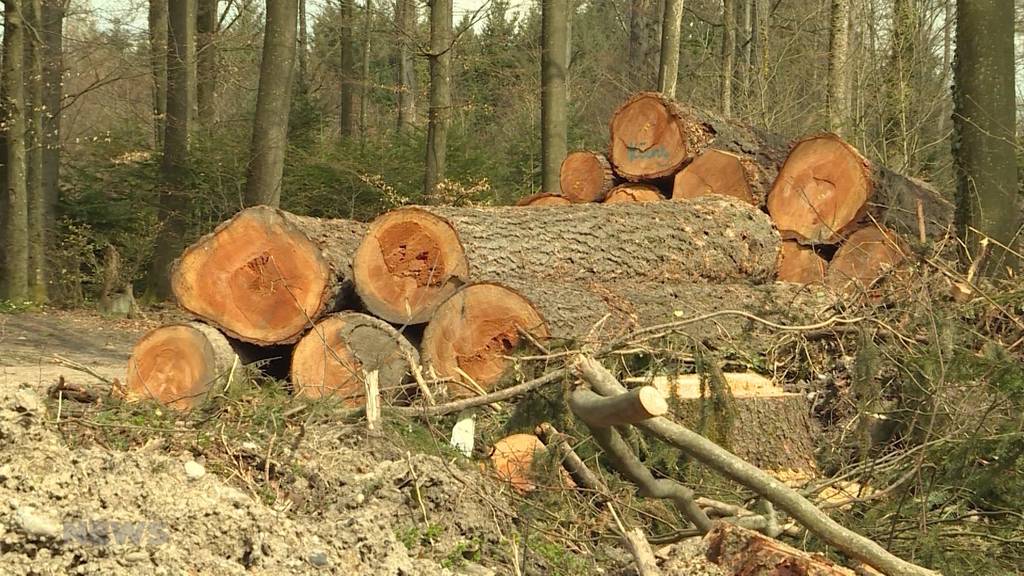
[40, 0, 63, 287]
[149, 0, 167, 148]
[149, 0, 195, 298]
[298, 0, 308, 91]
[340, 0, 357, 136]
[244, 0, 298, 207]
[721, 0, 736, 116]
[25, 0, 46, 299]
[628, 0, 660, 89]
[827, 0, 850, 134]
[423, 0, 452, 196]
[360, 0, 372, 147]
[542, 0, 569, 193]
[1, 0, 29, 300]
[953, 0, 1020, 275]
[657, 0, 684, 98]
[197, 0, 219, 124]
[396, 0, 417, 132]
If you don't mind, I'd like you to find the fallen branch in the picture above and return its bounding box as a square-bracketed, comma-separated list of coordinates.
[535, 423, 610, 500]
[574, 356, 940, 576]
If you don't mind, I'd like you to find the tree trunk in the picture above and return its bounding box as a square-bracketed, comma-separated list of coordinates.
[885, 0, 916, 170]
[705, 523, 857, 575]
[777, 241, 826, 284]
[149, 0, 167, 148]
[515, 192, 572, 206]
[396, 0, 416, 132]
[767, 134, 952, 245]
[672, 149, 763, 206]
[172, 205, 366, 346]
[352, 196, 781, 324]
[541, 0, 569, 194]
[826, 225, 906, 292]
[420, 280, 832, 395]
[657, 0, 683, 98]
[738, 0, 751, 101]
[359, 0, 372, 147]
[721, 0, 735, 117]
[126, 322, 249, 411]
[40, 0, 62, 286]
[196, 0, 218, 124]
[423, 0, 452, 196]
[559, 150, 617, 203]
[148, 0, 194, 300]
[291, 311, 419, 405]
[339, 0, 357, 136]
[297, 0, 308, 91]
[243, 0, 298, 207]
[608, 92, 714, 181]
[953, 0, 1019, 275]
[604, 183, 664, 203]
[2, 0, 29, 301]
[24, 0, 46, 301]
[628, 0, 660, 89]
[827, 0, 850, 134]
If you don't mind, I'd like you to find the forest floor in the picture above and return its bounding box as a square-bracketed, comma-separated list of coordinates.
[0, 308, 724, 575]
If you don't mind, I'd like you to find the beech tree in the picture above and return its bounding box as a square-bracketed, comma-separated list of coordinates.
[149, 0, 167, 147]
[396, 0, 417, 132]
[25, 0, 46, 299]
[1, 0, 29, 300]
[196, 0, 218, 124]
[40, 0, 63, 281]
[541, 0, 569, 193]
[423, 0, 452, 196]
[339, 0, 356, 136]
[827, 0, 850, 134]
[658, 0, 684, 98]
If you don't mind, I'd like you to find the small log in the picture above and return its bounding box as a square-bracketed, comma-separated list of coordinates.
[705, 522, 856, 575]
[560, 151, 617, 202]
[778, 241, 828, 284]
[489, 433, 571, 493]
[608, 92, 715, 181]
[172, 206, 366, 345]
[351, 197, 781, 324]
[672, 149, 758, 205]
[126, 322, 249, 410]
[290, 312, 419, 406]
[766, 134, 951, 245]
[826, 226, 906, 291]
[570, 386, 668, 427]
[420, 283, 549, 398]
[604, 183, 665, 204]
[516, 193, 573, 207]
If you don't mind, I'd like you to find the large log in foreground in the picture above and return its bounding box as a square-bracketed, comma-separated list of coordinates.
[291, 312, 419, 406]
[352, 197, 782, 324]
[767, 134, 952, 245]
[172, 206, 366, 345]
[126, 322, 250, 410]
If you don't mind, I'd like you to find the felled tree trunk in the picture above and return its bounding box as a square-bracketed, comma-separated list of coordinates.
[673, 149, 765, 206]
[352, 196, 781, 324]
[777, 241, 827, 284]
[126, 322, 249, 410]
[826, 225, 906, 291]
[604, 183, 665, 203]
[172, 206, 366, 345]
[767, 134, 952, 245]
[705, 522, 857, 575]
[515, 192, 572, 206]
[291, 312, 419, 406]
[560, 150, 617, 202]
[608, 92, 712, 181]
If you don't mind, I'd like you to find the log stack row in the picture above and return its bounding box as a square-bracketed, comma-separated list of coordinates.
[535, 92, 953, 291]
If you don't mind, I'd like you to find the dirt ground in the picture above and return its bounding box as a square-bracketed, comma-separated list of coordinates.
[0, 308, 725, 576]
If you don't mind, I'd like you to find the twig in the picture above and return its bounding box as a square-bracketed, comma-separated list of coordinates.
[608, 504, 663, 576]
[52, 354, 114, 385]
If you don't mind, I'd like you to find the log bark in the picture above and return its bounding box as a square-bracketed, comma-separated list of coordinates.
[825, 225, 906, 291]
[126, 322, 248, 410]
[705, 522, 856, 575]
[767, 134, 952, 245]
[672, 149, 762, 205]
[515, 192, 572, 206]
[560, 150, 617, 202]
[777, 241, 827, 285]
[608, 92, 714, 181]
[172, 206, 366, 345]
[291, 311, 419, 406]
[352, 196, 781, 324]
[570, 386, 668, 427]
[604, 183, 664, 203]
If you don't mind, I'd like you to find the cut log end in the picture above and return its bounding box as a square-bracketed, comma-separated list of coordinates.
[826, 226, 906, 291]
[171, 206, 333, 345]
[515, 193, 573, 207]
[290, 312, 417, 406]
[604, 184, 664, 204]
[767, 134, 871, 245]
[706, 522, 856, 575]
[352, 208, 469, 324]
[126, 322, 239, 411]
[490, 433, 572, 493]
[673, 149, 756, 205]
[609, 92, 695, 181]
[778, 241, 827, 284]
[421, 283, 549, 399]
[560, 151, 616, 203]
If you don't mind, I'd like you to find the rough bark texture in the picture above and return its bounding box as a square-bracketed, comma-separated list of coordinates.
[149, 0, 194, 299]
[541, 0, 568, 194]
[705, 522, 856, 575]
[657, 0, 684, 98]
[40, 0, 62, 282]
[148, 0, 167, 148]
[291, 312, 419, 406]
[196, 0, 218, 124]
[2, 0, 29, 301]
[627, 0, 661, 89]
[721, 0, 736, 117]
[827, 0, 850, 134]
[297, 0, 308, 90]
[396, 0, 417, 132]
[243, 0, 297, 207]
[172, 206, 367, 345]
[953, 0, 1020, 274]
[25, 0, 46, 300]
[604, 183, 664, 203]
[352, 196, 782, 324]
[359, 0, 372, 144]
[609, 92, 714, 181]
[515, 192, 572, 206]
[339, 0, 356, 136]
[767, 134, 952, 245]
[424, 0, 452, 195]
[126, 321, 246, 411]
[560, 151, 616, 203]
